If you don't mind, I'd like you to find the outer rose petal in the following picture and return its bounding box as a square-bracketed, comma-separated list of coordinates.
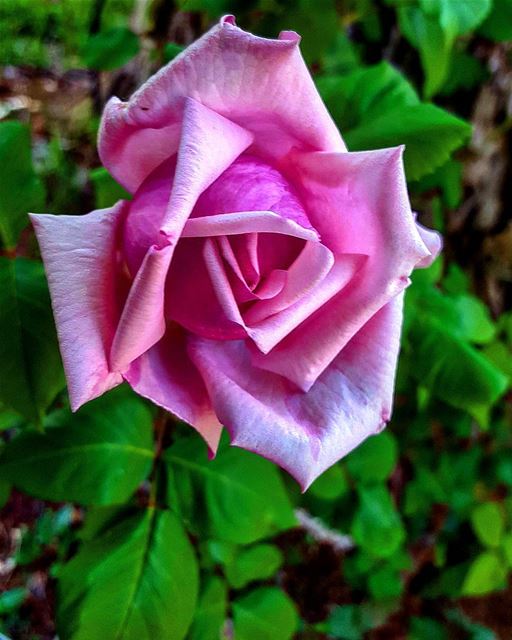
[110, 245, 174, 372]
[30, 205, 126, 411]
[415, 218, 443, 268]
[125, 327, 222, 453]
[188, 293, 404, 489]
[253, 147, 436, 389]
[99, 16, 344, 192]
[111, 100, 253, 368]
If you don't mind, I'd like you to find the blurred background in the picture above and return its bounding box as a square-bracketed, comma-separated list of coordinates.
[0, 0, 511, 638]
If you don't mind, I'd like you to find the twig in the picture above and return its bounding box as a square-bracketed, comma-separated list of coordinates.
[295, 508, 355, 553]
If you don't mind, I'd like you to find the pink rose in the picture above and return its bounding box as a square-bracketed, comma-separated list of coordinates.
[31, 16, 440, 488]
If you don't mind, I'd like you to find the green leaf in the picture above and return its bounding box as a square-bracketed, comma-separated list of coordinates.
[0, 387, 154, 505]
[163, 42, 185, 63]
[89, 167, 130, 209]
[502, 532, 512, 568]
[0, 480, 10, 508]
[82, 27, 140, 70]
[398, 6, 452, 98]
[318, 62, 470, 179]
[327, 604, 373, 640]
[345, 103, 471, 181]
[450, 295, 496, 344]
[317, 61, 419, 132]
[368, 566, 403, 600]
[225, 544, 283, 590]
[267, 0, 339, 64]
[420, 0, 492, 37]
[165, 436, 295, 544]
[309, 463, 348, 500]
[462, 551, 507, 596]
[482, 341, 512, 384]
[346, 431, 397, 484]
[443, 263, 470, 294]
[232, 587, 298, 640]
[471, 502, 505, 548]
[407, 315, 508, 420]
[0, 121, 45, 248]
[0, 588, 26, 615]
[351, 485, 406, 558]
[58, 506, 198, 640]
[189, 576, 227, 640]
[412, 159, 463, 208]
[441, 50, 488, 95]
[0, 258, 65, 423]
[479, 0, 512, 41]
[409, 617, 449, 640]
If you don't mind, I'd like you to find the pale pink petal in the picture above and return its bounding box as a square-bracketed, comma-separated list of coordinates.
[159, 99, 254, 239]
[247, 254, 365, 354]
[121, 99, 253, 264]
[110, 244, 174, 372]
[99, 17, 344, 192]
[243, 241, 335, 324]
[253, 147, 432, 389]
[125, 327, 222, 453]
[182, 211, 318, 241]
[188, 294, 404, 489]
[30, 205, 126, 411]
[414, 218, 442, 267]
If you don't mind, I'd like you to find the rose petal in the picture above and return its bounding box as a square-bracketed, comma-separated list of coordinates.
[30, 205, 126, 411]
[414, 218, 443, 267]
[247, 253, 364, 354]
[125, 327, 222, 453]
[182, 211, 318, 241]
[253, 147, 431, 389]
[159, 98, 254, 240]
[99, 17, 344, 192]
[110, 244, 174, 372]
[188, 293, 404, 489]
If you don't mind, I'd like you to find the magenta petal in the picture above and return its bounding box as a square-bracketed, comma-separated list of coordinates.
[110, 244, 174, 372]
[125, 329, 222, 453]
[188, 293, 404, 489]
[30, 205, 126, 411]
[99, 18, 344, 192]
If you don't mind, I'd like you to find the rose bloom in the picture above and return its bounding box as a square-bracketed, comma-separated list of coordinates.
[31, 16, 440, 489]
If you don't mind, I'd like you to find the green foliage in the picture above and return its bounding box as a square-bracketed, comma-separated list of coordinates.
[232, 587, 298, 640]
[397, 0, 492, 97]
[81, 27, 140, 71]
[351, 485, 406, 558]
[89, 167, 130, 209]
[0, 388, 154, 504]
[326, 604, 373, 639]
[346, 432, 398, 484]
[225, 544, 283, 589]
[462, 551, 507, 596]
[0, 258, 64, 423]
[58, 506, 198, 640]
[188, 576, 227, 640]
[318, 62, 471, 180]
[165, 435, 295, 544]
[309, 463, 348, 500]
[471, 502, 505, 548]
[0, 121, 45, 248]
[479, 0, 512, 41]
